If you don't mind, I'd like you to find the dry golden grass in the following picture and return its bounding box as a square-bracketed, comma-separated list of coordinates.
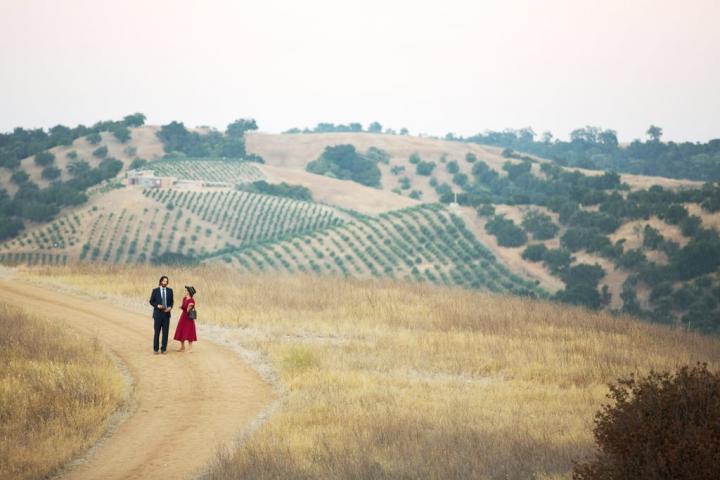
[0, 303, 125, 480]
[21, 264, 720, 479]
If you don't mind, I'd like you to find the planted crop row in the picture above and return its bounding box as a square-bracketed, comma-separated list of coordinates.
[0, 252, 67, 266]
[144, 189, 343, 245]
[145, 159, 264, 184]
[0, 214, 84, 251]
[217, 204, 540, 295]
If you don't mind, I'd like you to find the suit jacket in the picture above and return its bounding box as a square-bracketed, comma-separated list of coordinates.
[149, 287, 174, 320]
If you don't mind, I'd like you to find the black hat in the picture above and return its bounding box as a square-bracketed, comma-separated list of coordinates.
[185, 285, 197, 297]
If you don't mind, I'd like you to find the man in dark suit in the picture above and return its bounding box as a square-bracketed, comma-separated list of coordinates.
[149, 275, 174, 354]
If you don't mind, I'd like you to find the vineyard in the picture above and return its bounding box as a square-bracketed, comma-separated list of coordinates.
[142, 189, 345, 248]
[1, 212, 86, 252]
[209, 204, 542, 295]
[143, 159, 265, 185]
[0, 187, 350, 266]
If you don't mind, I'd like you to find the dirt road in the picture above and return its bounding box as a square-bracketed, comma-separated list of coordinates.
[1, 278, 274, 480]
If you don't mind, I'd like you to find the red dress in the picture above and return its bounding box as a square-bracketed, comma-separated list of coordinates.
[173, 297, 197, 342]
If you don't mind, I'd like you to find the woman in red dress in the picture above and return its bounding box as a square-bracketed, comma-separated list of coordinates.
[174, 286, 197, 352]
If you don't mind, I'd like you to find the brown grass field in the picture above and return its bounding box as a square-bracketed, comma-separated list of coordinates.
[15, 264, 720, 479]
[0, 303, 125, 480]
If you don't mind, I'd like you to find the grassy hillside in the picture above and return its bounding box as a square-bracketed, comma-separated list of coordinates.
[3, 124, 720, 331]
[22, 265, 720, 479]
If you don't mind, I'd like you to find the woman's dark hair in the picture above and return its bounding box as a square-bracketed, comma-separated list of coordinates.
[158, 275, 169, 286]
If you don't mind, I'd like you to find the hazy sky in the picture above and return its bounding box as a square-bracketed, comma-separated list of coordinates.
[1, 0, 718, 142]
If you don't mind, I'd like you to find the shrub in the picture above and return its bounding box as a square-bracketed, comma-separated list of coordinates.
[129, 158, 147, 170]
[661, 203, 688, 224]
[485, 215, 527, 247]
[124, 146, 138, 157]
[477, 204, 495, 217]
[10, 170, 29, 184]
[34, 151, 55, 167]
[452, 173, 468, 186]
[306, 144, 381, 187]
[574, 363, 720, 480]
[642, 225, 663, 249]
[87, 132, 102, 145]
[41, 166, 61, 180]
[522, 210, 559, 240]
[446, 160, 459, 174]
[416, 161, 436, 176]
[465, 152, 477, 163]
[93, 146, 108, 158]
[409, 153, 421, 164]
[543, 247, 573, 274]
[112, 125, 131, 143]
[522, 243, 547, 261]
[237, 180, 313, 202]
[66, 150, 78, 160]
[366, 147, 390, 164]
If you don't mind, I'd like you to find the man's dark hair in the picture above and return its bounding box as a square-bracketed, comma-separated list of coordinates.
[158, 275, 169, 285]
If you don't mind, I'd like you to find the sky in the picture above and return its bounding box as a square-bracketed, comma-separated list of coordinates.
[1, 0, 718, 142]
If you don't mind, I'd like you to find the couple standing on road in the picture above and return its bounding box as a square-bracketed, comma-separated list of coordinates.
[149, 275, 198, 354]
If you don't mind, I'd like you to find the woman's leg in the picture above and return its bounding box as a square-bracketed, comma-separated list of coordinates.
[188, 341, 193, 352]
[177, 340, 185, 352]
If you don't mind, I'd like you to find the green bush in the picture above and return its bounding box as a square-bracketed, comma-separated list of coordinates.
[574, 363, 720, 480]
[452, 173, 468, 186]
[485, 215, 527, 247]
[112, 125, 131, 143]
[10, 170, 29, 184]
[476, 204, 495, 217]
[306, 145, 381, 188]
[237, 180, 313, 202]
[129, 158, 147, 170]
[543, 248, 573, 274]
[34, 151, 55, 166]
[416, 161, 436, 176]
[642, 225, 663, 249]
[366, 147, 389, 164]
[615, 249, 647, 270]
[522, 243, 547, 261]
[93, 146, 108, 158]
[522, 210, 559, 240]
[86, 132, 102, 145]
[41, 166, 61, 180]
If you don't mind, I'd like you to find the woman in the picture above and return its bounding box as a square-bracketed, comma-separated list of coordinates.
[173, 285, 197, 352]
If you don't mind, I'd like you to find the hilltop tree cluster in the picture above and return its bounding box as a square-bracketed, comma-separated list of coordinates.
[0, 113, 145, 170]
[306, 144, 382, 188]
[464, 125, 720, 181]
[155, 118, 259, 159]
[283, 122, 409, 136]
[0, 114, 146, 241]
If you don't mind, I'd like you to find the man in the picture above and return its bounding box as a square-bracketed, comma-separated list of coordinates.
[149, 275, 174, 354]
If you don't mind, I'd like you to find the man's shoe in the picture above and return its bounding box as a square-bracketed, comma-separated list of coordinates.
[161, 350, 167, 354]
[154, 350, 160, 354]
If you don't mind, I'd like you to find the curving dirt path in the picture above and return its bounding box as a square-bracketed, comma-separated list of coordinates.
[1, 278, 275, 480]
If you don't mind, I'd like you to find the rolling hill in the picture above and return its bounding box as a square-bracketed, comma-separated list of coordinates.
[1, 123, 719, 331]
